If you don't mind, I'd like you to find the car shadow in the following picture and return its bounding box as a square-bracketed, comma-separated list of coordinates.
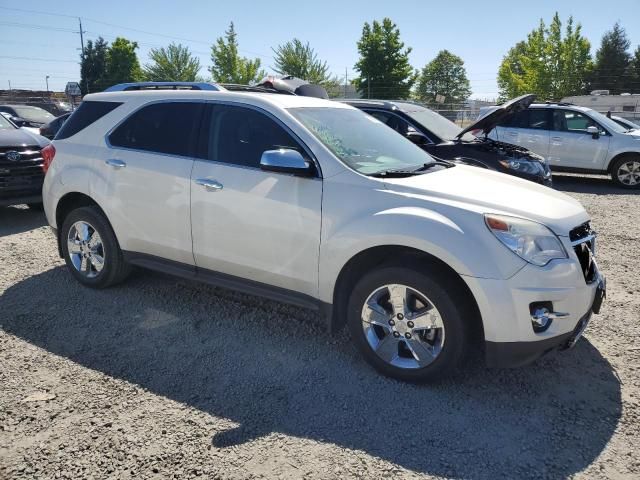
[0, 205, 47, 237]
[1, 266, 622, 478]
[553, 173, 639, 195]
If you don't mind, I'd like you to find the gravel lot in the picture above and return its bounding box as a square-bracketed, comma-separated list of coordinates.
[1, 174, 639, 480]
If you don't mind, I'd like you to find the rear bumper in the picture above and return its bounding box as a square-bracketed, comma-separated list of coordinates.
[0, 193, 42, 207]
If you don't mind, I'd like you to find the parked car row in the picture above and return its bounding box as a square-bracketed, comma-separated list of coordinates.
[36, 81, 605, 383]
[483, 101, 640, 188]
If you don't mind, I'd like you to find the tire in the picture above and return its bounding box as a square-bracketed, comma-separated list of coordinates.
[27, 202, 44, 210]
[610, 155, 640, 188]
[60, 206, 131, 288]
[346, 265, 468, 383]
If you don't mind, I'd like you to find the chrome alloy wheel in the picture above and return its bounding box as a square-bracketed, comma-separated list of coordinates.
[617, 160, 640, 186]
[361, 284, 445, 369]
[67, 221, 105, 278]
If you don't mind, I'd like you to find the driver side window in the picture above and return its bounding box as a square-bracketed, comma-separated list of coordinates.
[206, 104, 304, 168]
[553, 110, 605, 135]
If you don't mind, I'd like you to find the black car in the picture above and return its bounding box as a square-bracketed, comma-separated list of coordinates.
[39, 112, 71, 140]
[0, 104, 56, 130]
[344, 94, 553, 186]
[0, 114, 49, 208]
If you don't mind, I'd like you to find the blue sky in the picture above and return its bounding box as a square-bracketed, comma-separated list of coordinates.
[1, 0, 639, 99]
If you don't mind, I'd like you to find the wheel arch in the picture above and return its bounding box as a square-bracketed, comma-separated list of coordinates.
[54, 192, 111, 258]
[329, 245, 485, 345]
[606, 151, 640, 173]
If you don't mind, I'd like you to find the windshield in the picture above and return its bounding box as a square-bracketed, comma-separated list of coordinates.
[403, 107, 476, 142]
[0, 115, 16, 130]
[585, 109, 628, 134]
[12, 106, 55, 123]
[289, 107, 436, 175]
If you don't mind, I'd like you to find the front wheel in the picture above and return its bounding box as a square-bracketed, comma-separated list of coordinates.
[346, 265, 468, 382]
[611, 155, 640, 188]
[60, 206, 130, 288]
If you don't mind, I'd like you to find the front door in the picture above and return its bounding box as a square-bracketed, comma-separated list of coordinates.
[547, 109, 611, 170]
[190, 103, 322, 297]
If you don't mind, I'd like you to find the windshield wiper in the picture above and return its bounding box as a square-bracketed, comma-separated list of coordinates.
[370, 162, 441, 178]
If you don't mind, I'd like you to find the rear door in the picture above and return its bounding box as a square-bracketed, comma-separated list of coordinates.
[190, 102, 322, 297]
[103, 101, 204, 265]
[494, 109, 551, 157]
[547, 109, 611, 170]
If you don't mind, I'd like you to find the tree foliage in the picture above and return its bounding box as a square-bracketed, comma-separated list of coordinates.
[416, 50, 471, 104]
[497, 13, 592, 101]
[630, 46, 640, 93]
[272, 39, 333, 84]
[209, 22, 265, 84]
[80, 37, 109, 94]
[590, 22, 632, 94]
[354, 18, 415, 99]
[105, 37, 143, 87]
[143, 43, 201, 82]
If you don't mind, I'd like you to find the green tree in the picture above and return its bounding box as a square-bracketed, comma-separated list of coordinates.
[590, 22, 632, 94]
[106, 37, 143, 87]
[143, 43, 201, 81]
[272, 39, 332, 83]
[497, 13, 592, 101]
[80, 37, 109, 94]
[354, 18, 415, 99]
[630, 46, 640, 93]
[416, 50, 471, 104]
[209, 22, 265, 84]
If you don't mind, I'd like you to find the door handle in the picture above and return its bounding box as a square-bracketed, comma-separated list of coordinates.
[507, 131, 517, 136]
[551, 137, 562, 142]
[105, 159, 126, 168]
[195, 178, 223, 191]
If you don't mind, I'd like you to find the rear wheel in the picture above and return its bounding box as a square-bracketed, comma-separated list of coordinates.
[611, 155, 640, 188]
[346, 265, 467, 382]
[60, 207, 130, 288]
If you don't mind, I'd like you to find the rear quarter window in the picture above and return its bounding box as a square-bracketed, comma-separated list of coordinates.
[55, 101, 122, 140]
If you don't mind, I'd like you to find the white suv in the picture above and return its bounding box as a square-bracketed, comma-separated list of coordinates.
[42, 83, 606, 382]
[488, 102, 640, 188]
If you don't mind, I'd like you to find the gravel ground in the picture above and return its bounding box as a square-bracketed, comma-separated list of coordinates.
[1, 174, 639, 479]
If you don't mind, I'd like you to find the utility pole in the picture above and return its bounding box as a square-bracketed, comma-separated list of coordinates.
[46, 75, 50, 93]
[8, 80, 11, 91]
[78, 17, 88, 93]
[344, 67, 347, 98]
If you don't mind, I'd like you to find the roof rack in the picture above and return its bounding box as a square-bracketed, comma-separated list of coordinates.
[542, 101, 574, 106]
[104, 82, 221, 92]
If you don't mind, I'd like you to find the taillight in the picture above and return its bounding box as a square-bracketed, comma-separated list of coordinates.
[41, 144, 56, 173]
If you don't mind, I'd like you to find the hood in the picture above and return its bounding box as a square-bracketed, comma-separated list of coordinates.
[256, 75, 329, 99]
[456, 94, 536, 139]
[383, 165, 588, 235]
[0, 127, 49, 148]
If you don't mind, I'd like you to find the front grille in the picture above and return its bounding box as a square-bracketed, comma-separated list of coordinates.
[570, 222, 597, 283]
[0, 145, 44, 199]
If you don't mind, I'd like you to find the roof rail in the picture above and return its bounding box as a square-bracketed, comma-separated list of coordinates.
[104, 82, 221, 92]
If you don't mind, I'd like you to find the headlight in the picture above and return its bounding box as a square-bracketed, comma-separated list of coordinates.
[484, 214, 567, 266]
[498, 159, 544, 175]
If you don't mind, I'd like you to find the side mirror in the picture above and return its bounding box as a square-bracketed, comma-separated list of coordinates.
[406, 131, 428, 146]
[260, 149, 314, 177]
[587, 125, 600, 139]
[11, 116, 26, 127]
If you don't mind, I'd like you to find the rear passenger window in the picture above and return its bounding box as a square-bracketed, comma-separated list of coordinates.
[205, 104, 303, 168]
[109, 102, 203, 157]
[527, 109, 548, 129]
[56, 101, 121, 140]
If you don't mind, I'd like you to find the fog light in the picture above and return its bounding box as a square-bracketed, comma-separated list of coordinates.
[530, 302, 569, 333]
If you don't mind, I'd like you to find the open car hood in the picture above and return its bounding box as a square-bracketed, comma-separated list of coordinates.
[256, 75, 329, 99]
[456, 94, 536, 139]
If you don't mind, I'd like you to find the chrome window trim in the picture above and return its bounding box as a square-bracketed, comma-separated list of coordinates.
[104, 98, 322, 179]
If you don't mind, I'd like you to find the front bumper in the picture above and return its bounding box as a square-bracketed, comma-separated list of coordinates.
[462, 251, 605, 367]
